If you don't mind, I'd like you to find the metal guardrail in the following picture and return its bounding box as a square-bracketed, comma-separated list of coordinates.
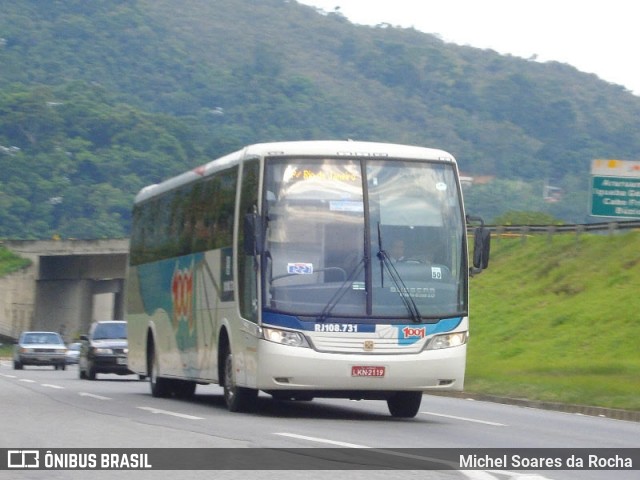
[469, 219, 640, 236]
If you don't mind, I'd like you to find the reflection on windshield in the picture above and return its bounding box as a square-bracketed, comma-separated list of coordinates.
[93, 323, 127, 340]
[263, 158, 466, 322]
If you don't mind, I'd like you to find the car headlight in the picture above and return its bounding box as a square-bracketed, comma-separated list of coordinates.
[262, 327, 310, 348]
[426, 331, 468, 350]
[20, 347, 34, 353]
[93, 348, 114, 355]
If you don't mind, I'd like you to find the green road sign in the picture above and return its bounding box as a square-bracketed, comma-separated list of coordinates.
[590, 176, 640, 218]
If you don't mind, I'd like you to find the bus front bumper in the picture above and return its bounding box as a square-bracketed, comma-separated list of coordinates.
[255, 340, 466, 394]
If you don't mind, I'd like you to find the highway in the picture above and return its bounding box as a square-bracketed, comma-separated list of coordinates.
[1, 361, 637, 480]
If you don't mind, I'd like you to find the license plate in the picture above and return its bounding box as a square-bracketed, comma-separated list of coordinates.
[117, 357, 127, 365]
[351, 366, 385, 377]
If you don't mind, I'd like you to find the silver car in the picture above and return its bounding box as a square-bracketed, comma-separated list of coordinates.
[65, 342, 82, 364]
[13, 331, 67, 370]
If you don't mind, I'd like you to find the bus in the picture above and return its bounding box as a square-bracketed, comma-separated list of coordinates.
[126, 140, 490, 418]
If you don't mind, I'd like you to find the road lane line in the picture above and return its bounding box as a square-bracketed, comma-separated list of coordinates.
[137, 406, 203, 420]
[274, 432, 367, 447]
[0, 374, 17, 378]
[79, 392, 112, 400]
[420, 411, 506, 426]
[19, 379, 36, 383]
[41, 384, 64, 389]
[274, 433, 501, 479]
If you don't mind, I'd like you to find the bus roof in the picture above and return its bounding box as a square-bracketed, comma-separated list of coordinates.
[134, 140, 456, 204]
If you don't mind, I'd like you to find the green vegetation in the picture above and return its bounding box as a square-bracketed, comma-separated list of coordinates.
[0, 245, 31, 275]
[1, 0, 640, 238]
[467, 230, 640, 410]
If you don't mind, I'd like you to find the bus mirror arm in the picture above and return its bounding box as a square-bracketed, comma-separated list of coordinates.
[466, 215, 490, 275]
[243, 212, 264, 256]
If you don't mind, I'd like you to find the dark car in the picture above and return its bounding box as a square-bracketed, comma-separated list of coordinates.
[13, 331, 67, 370]
[79, 321, 132, 380]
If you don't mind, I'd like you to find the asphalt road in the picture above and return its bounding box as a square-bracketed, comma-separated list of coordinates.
[0, 361, 637, 480]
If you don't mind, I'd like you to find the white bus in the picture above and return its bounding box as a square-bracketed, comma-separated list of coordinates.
[126, 140, 489, 418]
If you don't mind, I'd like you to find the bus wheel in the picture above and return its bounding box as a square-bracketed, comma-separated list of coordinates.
[387, 391, 422, 418]
[149, 345, 171, 398]
[223, 349, 257, 412]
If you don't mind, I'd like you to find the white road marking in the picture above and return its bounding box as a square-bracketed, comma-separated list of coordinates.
[79, 392, 112, 400]
[19, 379, 36, 383]
[420, 411, 506, 426]
[0, 374, 17, 378]
[274, 433, 557, 480]
[274, 433, 498, 479]
[275, 432, 367, 447]
[41, 384, 64, 389]
[137, 406, 203, 420]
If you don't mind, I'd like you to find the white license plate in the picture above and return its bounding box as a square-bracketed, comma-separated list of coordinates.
[117, 357, 127, 365]
[351, 366, 385, 377]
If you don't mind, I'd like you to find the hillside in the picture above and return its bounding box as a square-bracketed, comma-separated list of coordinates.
[1, 0, 640, 238]
[467, 230, 640, 410]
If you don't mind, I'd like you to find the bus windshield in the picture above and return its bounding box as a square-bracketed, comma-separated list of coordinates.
[263, 157, 466, 322]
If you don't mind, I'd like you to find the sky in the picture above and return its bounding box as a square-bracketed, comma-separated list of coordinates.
[297, 0, 640, 95]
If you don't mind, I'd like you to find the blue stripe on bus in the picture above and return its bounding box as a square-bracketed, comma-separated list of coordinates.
[261, 311, 462, 334]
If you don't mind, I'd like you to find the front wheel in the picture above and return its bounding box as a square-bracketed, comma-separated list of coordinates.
[223, 349, 257, 412]
[387, 391, 423, 418]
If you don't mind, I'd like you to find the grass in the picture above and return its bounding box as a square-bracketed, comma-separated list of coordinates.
[0, 344, 11, 357]
[467, 230, 640, 410]
[0, 246, 31, 275]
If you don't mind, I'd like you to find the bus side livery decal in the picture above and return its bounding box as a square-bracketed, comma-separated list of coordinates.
[137, 254, 203, 352]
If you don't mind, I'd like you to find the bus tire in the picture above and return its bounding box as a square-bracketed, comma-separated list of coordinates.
[149, 343, 171, 398]
[223, 348, 257, 412]
[387, 391, 422, 418]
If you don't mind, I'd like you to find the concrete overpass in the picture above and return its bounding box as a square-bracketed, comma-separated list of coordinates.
[0, 239, 128, 342]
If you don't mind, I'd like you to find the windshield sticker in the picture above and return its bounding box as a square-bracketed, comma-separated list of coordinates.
[436, 182, 447, 191]
[287, 263, 314, 275]
[329, 200, 364, 212]
[431, 266, 442, 280]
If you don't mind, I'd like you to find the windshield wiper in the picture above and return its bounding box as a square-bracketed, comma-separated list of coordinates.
[377, 223, 422, 323]
[317, 258, 365, 323]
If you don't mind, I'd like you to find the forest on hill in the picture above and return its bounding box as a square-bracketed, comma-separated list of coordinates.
[1, 0, 640, 239]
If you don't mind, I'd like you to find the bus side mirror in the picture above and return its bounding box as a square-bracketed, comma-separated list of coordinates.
[467, 215, 490, 275]
[473, 226, 491, 270]
[243, 212, 263, 256]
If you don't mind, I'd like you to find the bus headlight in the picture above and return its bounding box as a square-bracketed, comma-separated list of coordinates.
[262, 328, 310, 348]
[426, 331, 468, 350]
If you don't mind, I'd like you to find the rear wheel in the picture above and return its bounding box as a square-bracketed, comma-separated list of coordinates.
[13, 360, 23, 370]
[222, 348, 257, 412]
[149, 343, 171, 397]
[387, 391, 422, 418]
